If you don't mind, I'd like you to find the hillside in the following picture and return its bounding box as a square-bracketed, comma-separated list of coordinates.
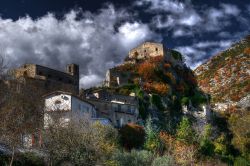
[87, 45, 208, 128]
[195, 35, 250, 111]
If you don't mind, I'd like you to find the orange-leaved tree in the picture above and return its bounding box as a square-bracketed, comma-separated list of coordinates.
[138, 62, 156, 81]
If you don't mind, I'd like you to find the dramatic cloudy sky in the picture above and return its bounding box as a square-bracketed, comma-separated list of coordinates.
[0, 0, 249, 88]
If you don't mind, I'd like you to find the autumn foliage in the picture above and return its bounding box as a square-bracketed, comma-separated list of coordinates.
[164, 72, 176, 84]
[119, 123, 145, 150]
[243, 47, 250, 55]
[148, 56, 164, 64]
[163, 63, 171, 69]
[138, 62, 156, 81]
[143, 82, 170, 95]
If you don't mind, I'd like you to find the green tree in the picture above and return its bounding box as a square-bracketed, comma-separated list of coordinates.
[144, 117, 163, 153]
[176, 117, 196, 144]
[199, 124, 215, 156]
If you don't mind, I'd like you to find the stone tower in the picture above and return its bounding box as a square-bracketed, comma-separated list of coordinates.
[66, 64, 79, 92]
[66, 64, 79, 76]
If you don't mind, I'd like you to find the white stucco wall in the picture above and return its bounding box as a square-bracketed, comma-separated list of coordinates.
[45, 94, 72, 111]
[44, 93, 96, 128]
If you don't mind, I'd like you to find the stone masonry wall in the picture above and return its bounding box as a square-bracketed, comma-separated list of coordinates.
[128, 42, 165, 60]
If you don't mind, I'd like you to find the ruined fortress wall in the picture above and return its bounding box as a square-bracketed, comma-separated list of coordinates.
[14, 64, 37, 78]
[104, 68, 131, 87]
[35, 65, 77, 85]
[128, 42, 165, 59]
[13, 64, 79, 94]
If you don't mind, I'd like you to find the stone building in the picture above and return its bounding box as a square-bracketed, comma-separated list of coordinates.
[103, 67, 132, 87]
[44, 91, 97, 128]
[128, 42, 165, 60]
[12, 63, 79, 94]
[104, 41, 184, 87]
[84, 89, 139, 127]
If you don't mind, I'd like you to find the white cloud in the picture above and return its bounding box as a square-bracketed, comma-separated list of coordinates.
[221, 3, 240, 16]
[136, 0, 244, 37]
[178, 12, 202, 26]
[0, 5, 159, 88]
[118, 22, 160, 48]
[175, 39, 234, 69]
[194, 40, 233, 49]
[172, 28, 193, 37]
[80, 74, 103, 88]
[135, 0, 185, 13]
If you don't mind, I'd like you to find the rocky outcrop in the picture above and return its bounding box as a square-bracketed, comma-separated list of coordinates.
[195, 35, 250, 112]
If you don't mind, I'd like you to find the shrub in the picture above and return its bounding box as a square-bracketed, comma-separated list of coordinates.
[228, 111, 250, 158]
[173, 140, 197, 165]
[111, 150, 154, 166]
[181, 97, 189, 106]
[214, 134, 228, 155]
[234, 156, 249, 166]
[200, 138, 215, 156]
[43, 119, 118, 165]
[119, 123, 145, 150]
[152, 155, 175, 166]
[159, 131, 175, 153]
[19, 152, 44, 166]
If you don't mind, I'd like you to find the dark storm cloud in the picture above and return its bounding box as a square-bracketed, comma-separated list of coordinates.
[0, 5, 160, 88]
[135, 0, 249, 69]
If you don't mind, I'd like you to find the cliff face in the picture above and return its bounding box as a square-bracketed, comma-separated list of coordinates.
[195, 35, 250, 111]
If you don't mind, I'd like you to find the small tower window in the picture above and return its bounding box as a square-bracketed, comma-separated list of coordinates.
[155, 47, 158, 51]
[68, 67, 72, 73]
[144, 50, 147, 53]
[38, 71, 43, 75]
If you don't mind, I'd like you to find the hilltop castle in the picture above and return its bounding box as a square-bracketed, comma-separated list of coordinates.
[104, 41, 183, 87]
[13, 63, 79, 94]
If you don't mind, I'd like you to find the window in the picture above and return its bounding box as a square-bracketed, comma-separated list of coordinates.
[128, 105, 131, 113]
[68, 66, 72, 73]
[144, 49, 147, 53]
[155, 47, 158, 51]
[38, 71, 43, 75]
[118, 105, 121, 111]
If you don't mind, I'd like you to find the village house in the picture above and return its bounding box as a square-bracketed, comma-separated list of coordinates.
[84, 89, 139, 127]
[22, 91, 97, 148]
[43, 91, 97, 128]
